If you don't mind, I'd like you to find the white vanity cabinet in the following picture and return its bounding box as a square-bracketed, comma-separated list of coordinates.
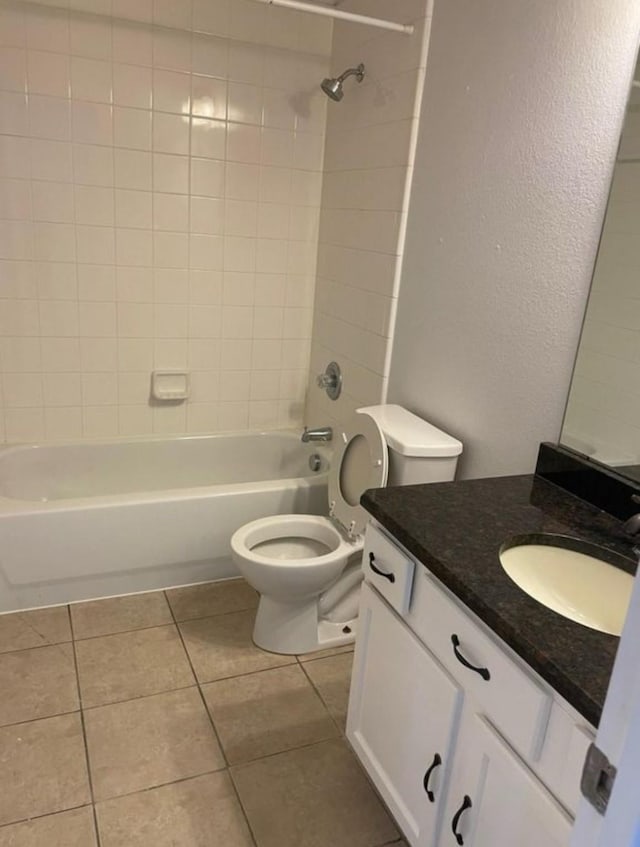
[348, 522, 590, 847]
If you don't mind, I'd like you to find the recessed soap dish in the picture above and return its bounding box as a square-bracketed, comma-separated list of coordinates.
[151, 371, 190, 402]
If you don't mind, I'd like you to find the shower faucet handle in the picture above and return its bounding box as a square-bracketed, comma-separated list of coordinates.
[316, 361, 342, 400]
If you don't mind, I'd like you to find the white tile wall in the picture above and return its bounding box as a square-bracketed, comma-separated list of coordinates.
[305, 0, 432, 429]
[0, 0, 331, 442]
[563, 78, 640, 465]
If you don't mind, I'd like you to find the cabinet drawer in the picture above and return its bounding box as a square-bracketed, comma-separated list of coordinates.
[363, 523, 415, 615]
[408, 570, 551, 760]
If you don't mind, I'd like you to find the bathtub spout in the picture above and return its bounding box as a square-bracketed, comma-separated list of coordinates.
[301, 426, 333, 443]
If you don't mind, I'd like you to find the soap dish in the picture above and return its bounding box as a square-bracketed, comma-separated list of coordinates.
[151, 371, 190, 402]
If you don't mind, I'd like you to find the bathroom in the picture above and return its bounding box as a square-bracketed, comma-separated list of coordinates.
[1, 0, 640, 844]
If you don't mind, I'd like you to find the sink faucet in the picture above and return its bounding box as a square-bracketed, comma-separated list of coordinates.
[622, 494, 640, 553]
[623, 513, 640, 537]
[301, 426, 333, 443]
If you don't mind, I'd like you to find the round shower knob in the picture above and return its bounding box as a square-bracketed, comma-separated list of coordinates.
[316, 362, 342, 400]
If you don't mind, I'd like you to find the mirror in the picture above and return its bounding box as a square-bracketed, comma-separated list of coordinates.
[561, 53, 640, 483]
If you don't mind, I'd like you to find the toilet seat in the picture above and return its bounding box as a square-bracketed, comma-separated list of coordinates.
[329, 411, 388, 538]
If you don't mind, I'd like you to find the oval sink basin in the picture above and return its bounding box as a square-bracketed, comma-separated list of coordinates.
[499, 537, 634, 636]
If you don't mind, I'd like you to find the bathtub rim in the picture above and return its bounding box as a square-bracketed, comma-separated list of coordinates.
[0, 426, 307, 456]
[0, 428, 330, 513]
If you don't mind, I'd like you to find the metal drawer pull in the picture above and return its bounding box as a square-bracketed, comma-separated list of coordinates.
[451, 634, 491, 681]
[368, 552, 395, 583]
[451, 795, 472, 845]
[422, 752, 442, 802]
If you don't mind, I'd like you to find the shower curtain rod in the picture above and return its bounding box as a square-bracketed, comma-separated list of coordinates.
[253, 0, 415, 35]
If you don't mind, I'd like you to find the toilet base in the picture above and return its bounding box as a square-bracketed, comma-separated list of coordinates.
[252, 594, 356, 655]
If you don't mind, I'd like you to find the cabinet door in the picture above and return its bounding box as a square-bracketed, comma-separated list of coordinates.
[347, 583, 463, 847]
[442, 713, 573, 847]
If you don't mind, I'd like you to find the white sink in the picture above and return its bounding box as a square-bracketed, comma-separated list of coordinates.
[499, 538, 634, 636]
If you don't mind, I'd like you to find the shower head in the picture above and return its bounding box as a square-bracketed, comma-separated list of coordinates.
[321, 63, 365, 102]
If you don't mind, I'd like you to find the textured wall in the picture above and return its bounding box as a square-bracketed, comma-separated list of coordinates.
[388, 0, 640, 479]
[0, 0, 330, 443]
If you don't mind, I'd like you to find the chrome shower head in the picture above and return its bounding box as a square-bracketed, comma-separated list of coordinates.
[320, 63, 365, 102]
[321, 76, 344, 102]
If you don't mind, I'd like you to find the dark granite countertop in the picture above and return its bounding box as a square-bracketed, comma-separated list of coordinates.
[362, 474, 638, 728]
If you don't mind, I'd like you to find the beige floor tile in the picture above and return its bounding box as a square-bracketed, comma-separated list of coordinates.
[297, 644, 354, 662]
[202, 664, 338, 764]
[302, 652, 354, 731]
[96, 772, 253, 847]
[71, 591, 172, 639]
[231, 738, 398, 847]
[85, 687, 225, 800]
[0, 606, 71, 654]
[166, 579, 258, 622]
[0, 713, 91, 826]
[0, 643, 79, 727]
[179, 610, 293, 683]
[0, 806, 97, 847]
[75, 625, 194, 707]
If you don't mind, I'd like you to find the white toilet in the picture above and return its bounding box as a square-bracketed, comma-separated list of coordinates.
[231, 404, 462, 654]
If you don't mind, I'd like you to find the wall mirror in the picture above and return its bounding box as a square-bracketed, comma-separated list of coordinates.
[561, 53, 640, 483]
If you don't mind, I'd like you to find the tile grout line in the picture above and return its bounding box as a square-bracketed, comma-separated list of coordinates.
[0, 638, 74, 657]
[80, 682, 199, 713]
[0, 706, 83, 732]
[193, 657, 298, 686]
[0, 802, 95, 833]
[229, 734, 347, 770]
[75, 769, 229, 808]
[163, 589, 260, 847]
[67, 604, 103, 847]
[67, 602, 260, 645]
[297, 658, 346, 739]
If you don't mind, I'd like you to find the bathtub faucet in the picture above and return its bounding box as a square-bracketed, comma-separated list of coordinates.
[301, 426, 333, 443]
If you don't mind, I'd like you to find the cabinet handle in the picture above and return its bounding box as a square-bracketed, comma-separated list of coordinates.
[451, 634, 491, 681]
[451, 795, 472, 845]
[368, 552, 395, 583]
[422, 752, 442, 802]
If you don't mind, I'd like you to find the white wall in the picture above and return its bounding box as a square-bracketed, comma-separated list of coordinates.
[305, 0, 432, 430]
[563, 62, 640, 467]
[0, 0, 330, 443]
[388, 0, 640, 479]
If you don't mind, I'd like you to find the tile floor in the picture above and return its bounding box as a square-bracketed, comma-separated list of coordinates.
[0, 578, 406, 847]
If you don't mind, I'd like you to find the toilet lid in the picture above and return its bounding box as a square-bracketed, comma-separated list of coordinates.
[328, 411, 388, 538]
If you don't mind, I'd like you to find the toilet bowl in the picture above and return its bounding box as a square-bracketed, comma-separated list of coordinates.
[231, 404, 463, 655]
[231, 515, 357, 600]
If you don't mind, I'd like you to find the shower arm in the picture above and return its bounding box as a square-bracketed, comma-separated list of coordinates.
[253, 0, 415, 35]
[338, 65, 365, 85]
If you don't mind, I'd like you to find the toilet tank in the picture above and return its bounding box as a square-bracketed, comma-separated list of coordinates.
[358, 404, 463, 487]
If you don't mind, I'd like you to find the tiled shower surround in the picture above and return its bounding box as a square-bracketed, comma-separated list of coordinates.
[307, 0, 432, 427]
[0, 0, 330, 442]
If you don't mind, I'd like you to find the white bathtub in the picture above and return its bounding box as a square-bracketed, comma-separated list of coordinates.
[0, 431, 328, 613]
